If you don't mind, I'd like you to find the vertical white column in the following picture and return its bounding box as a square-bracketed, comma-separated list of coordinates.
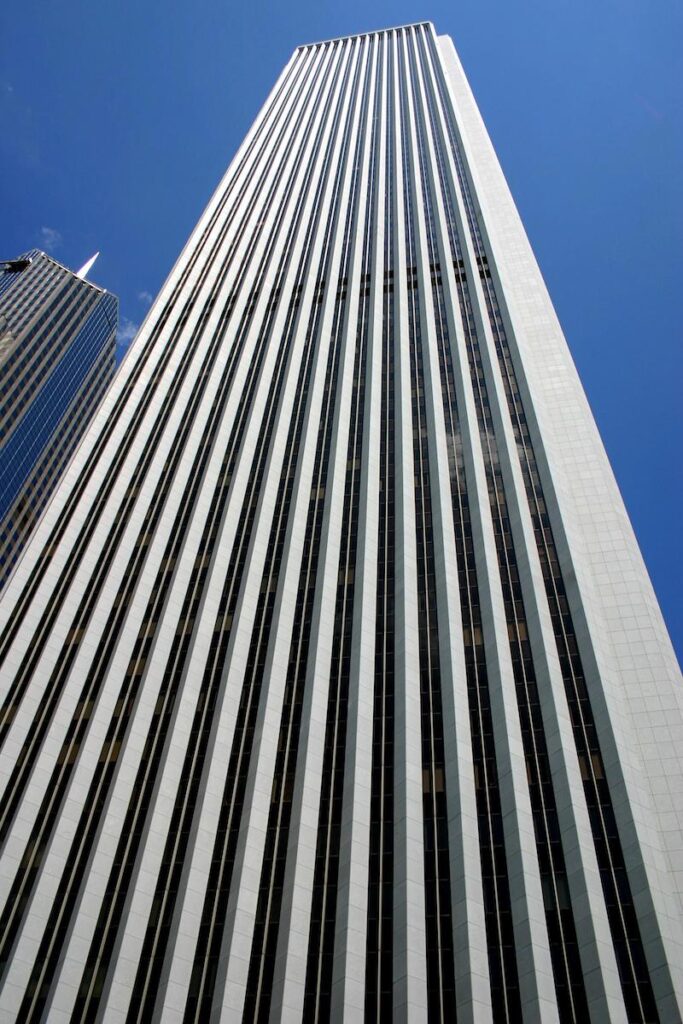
[399, 27, 491, 1023]
[390, 29, 429, 1024]
[419, 24, 561, 1022]
[436, 29, 648, 1021]
[269, 33, 378, 1023]
[209, 39, 366, 1021]
[328, 32, 386, 1023]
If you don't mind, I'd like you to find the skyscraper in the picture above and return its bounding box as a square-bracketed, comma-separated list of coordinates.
[0, 250, 117, 590]
[0, 20, 681, 1023]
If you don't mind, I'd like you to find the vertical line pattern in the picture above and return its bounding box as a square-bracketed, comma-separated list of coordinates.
[417, 24, 590, 1023]
[407, 29, 521, 1022]
[0, 45, 312, 738]
[242, 34, 374, 1023]
[365, 29, 396, 1024]
[423, 24, 659, 1024]
[397, 27, 457, 1022]
[0, 24, 673, 1024]
[0, 40, 329, 1013]
[180, 36, 364, 1024]
[303, 32, 382, 1024]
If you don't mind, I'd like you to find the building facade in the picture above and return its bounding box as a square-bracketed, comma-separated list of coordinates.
[0, 251, 117, 590]
[0, 23, 681, 1023]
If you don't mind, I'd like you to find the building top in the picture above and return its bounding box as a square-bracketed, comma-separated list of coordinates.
[297, 20, 433, 50]
[0, 248, 118, 373]
[0, 249, 110, 296]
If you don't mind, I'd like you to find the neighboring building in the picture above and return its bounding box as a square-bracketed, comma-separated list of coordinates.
[0, 250, 117, 589]
[0, 23, 681, 1024]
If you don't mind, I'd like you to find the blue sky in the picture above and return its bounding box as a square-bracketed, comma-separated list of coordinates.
[1, 0, 681, 661]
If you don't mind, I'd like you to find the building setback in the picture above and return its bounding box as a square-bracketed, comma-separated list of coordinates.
[0, 22, 681, 1024]
[0, 251, 117, 590]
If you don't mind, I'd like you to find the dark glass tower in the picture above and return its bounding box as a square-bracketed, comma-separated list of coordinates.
[0, 24, 681, 1024]
[0, 250, 117, 589]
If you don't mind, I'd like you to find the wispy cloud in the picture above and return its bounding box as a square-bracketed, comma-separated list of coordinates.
[137, 290, 154, 307]
[117, 317, 139, 348]
[39, 226, 62, 253]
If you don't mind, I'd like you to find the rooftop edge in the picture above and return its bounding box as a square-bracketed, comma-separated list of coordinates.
[296, 21, 434, 50]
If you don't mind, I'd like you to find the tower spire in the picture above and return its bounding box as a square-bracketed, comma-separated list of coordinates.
[75, 251, 99, 279]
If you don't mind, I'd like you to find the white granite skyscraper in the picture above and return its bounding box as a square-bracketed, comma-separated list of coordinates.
[0, 22, 681, 1024]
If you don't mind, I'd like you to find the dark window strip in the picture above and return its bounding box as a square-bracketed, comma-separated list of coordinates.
[0, 285, 99, 442]
[0, 274, 80, 412]
[406, 32, 521, 1021]
[29, 43, 337, 1024]
[0, 46, 318, 744]
[0, 259, 61, 339]
[397, 29, 457, 1022]
[0, 44, 331, 1012]
[181, 40, 360, 1024]
[0, 342, 115, 589]
[0, 44, 310, 679]
[365, 30, 396, 1024]
[0, 295, 113, 524]
[104, 41, 352, 1024]
[243, 36, 372, 1024]
[421, 25, 658, 1023]
[303, 33, 382, 1022]
[417, 27, 590, 1021]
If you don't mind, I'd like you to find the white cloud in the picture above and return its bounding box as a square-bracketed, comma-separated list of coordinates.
[39, 226, 62, 253]
[117, 317, 139, 347]
[137, 290, 154, 307]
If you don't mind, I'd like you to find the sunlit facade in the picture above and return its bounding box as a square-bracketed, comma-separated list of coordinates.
[0, 24, 681, 1023]
[0, 250, 117, 590]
